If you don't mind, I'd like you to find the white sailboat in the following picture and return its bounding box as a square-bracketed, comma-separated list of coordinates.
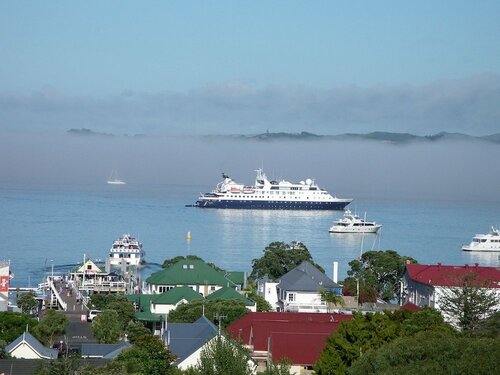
[107, 170, 126, 185]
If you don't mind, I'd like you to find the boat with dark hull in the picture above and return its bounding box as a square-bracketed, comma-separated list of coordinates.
[192, 169, 352, 210]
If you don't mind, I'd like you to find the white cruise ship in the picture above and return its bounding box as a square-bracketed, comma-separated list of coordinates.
[192, 169, 352, 210]
[109, 234, 145, 266]
[462, 227, 500, 252]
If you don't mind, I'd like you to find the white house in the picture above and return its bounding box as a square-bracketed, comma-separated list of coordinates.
[401, 263, 500, 323]
[276, 261, 342, 313]
[255, 275, 279, 310]
[5, 331, 58, 360]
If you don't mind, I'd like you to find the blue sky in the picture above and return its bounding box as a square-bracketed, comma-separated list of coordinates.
[1, 1, 500, 135]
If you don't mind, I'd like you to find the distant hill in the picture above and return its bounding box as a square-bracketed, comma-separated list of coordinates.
[67, 128, 146, 138]
[239, 131, 500, 144]
[67, 128, 499, 144]
[67, 128, 113, 137]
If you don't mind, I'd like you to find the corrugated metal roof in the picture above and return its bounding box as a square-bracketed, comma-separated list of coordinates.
[5, 332, 58, 360]
[277, 261, 340, 291]
[146, 259, 234, 287]
[406, 264, 500, 288]
[227, 311, 352, 364]
[206, 286, 255, 306]
[152, 286, 204, 304]
[167, 316, 218, 363]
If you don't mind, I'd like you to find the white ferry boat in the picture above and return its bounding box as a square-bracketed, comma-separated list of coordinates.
[109, 234, 145, 266]
[329, 210, 382, 233]
[462, 227, 500, 252]
[192, 169, 352, 210]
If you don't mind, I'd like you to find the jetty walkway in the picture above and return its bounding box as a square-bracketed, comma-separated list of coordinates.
[46, 280, 98, 348]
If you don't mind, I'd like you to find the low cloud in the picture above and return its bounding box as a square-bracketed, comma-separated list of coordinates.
[1, 74, 499, 136]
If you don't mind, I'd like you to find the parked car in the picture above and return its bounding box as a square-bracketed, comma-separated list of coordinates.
[87, 309, 101, 322]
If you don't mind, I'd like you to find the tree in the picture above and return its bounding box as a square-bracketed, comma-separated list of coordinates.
[251, 241, 324, 280]
[32, 309, 68, 347]
[438, 273, 500, 334]
[471, 311, 500, 338]
[0, 340, 8, 359]
[92, 309, 123, 343]
[247, 291, 272, 312]
[0, 311, 38, 343]
[196, 335, 254, 375]
[125, 320, 151, 344]
[259, 358, 293, 375]
[107, 299, 136, 330]
[319, 288, 345, 313]
[343, 250, 417, 303]
[35, 356, 89, 375]
[16, 291, 38, 315]
[348, 331, 500, 375]
[314, 309, 452, 375]
[114, 334, 176, 375]
[168, 299, 248, 329]
[89, 294, 135, 332]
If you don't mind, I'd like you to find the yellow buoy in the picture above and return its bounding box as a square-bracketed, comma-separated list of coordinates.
[186, 231, 191, 241]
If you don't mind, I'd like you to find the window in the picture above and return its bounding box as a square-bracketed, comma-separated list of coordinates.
[288, 293, 295, 302]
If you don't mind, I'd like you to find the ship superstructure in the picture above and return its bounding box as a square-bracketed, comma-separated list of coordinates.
[193, 169, 352, 210]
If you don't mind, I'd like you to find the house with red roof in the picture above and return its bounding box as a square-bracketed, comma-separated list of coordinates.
[401, 263, 500, 313]
[226, 311, 352, 374]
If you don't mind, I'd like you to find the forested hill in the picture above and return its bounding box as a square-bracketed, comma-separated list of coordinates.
[236, 131, 500, 144]
[67, 128, 500, 144]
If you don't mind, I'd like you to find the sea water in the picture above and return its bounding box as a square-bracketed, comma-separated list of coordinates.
[1, 183, 499, 288]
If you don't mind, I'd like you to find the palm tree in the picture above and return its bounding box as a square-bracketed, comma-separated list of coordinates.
[319, 288, 345, 313]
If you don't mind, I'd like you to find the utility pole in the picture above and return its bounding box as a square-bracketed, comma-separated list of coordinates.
[214, 312, 227, 336]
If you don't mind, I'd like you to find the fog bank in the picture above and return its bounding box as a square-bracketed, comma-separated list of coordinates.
[1, 132, 499, 203]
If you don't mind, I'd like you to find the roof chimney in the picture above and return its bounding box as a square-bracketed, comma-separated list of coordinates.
[332, 262, 338, 283]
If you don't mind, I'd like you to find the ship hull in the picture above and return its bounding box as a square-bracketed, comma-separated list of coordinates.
[194, 199, 351, 210]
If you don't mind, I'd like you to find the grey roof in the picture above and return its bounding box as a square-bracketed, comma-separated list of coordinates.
[5, 331, 59, 360]
[0, 358, 111, 375]
[81, 342, 132, 359]
[277, 261, 340, 292]
[166, 316, 218, 364]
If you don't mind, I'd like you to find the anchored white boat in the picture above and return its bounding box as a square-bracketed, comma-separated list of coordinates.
[109, 234, 145, 266]
[192, 169, 352, 210]
[329, 210, 382, 233]
[462, 227, 500, 252]
[107, 170, 126, 185]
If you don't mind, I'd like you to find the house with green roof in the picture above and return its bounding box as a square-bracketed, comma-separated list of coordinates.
[145, 258, 246, 297]
[150, 286, 205, 315]
[206, 286, 257, 312]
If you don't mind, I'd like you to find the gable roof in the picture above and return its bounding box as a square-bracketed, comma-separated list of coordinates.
[152, 286, 204, 305]
[270, 332, 330, 364]
[206, 287, 255, 306]
[405, 264, 500, 288]
[227, 312, 352, 365]
[146, 259, 235, 287]
[76, 258, 103, 273]
[127, 293, 155, 312]
[277, 261, 340, 292]
[5, 331, 58, 359]
[81, 342, 132, 359]
[166, 316, 218, 364]
[225, 271, 246, 286]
